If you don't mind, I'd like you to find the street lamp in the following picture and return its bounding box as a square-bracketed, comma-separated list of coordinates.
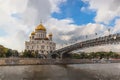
[108, 28, 111, 35]
[86, 35, 88, 40]
[95, 33, 97, 38]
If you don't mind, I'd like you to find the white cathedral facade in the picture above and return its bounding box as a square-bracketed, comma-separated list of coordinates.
[25, 23, 56, 55]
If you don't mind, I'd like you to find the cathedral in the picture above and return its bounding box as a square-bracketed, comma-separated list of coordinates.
[25, 23, 56, 56]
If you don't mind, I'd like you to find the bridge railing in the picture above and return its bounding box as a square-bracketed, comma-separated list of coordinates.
[51, 33, 120, 56]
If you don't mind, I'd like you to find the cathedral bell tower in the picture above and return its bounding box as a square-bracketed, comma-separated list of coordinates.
[48, 33, 53, 41]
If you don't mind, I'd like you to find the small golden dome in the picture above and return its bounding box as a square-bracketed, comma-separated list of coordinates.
[29, 36, 31, 38]
[31, 31, 35, 35]
[35, 24, 46, 31]
[44, 37, 49, 40]
[49, 33, 53, 36]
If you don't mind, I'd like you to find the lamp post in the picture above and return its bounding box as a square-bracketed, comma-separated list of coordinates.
[86, 35, 88, 41]
[95, 33, 97, 38]
[108, 28, 111, 35]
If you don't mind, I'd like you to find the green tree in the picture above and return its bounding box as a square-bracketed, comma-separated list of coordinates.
[80, 52, 88, 59]
[22, 50, 29, 57]
[5, 49, 12, 57]
[0, 45, 8, 57]
[13, 50, 19, 57]
[71, 53, 80, 59]
[35, 51, 38, 58]
[22, 50, 35, 58]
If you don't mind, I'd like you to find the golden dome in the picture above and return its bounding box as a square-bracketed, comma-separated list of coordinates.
[35, 24, 46, 31]
[31, 31, 35, 35]
[49, 33, 53, 36]
[29, 36, 31, 38]
[44, 37, 49, 40]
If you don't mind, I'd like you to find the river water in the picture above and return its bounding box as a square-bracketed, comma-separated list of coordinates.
[0, 63, 120, 80]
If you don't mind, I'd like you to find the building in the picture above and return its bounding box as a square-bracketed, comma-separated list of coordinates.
[25, 23, 56, 56]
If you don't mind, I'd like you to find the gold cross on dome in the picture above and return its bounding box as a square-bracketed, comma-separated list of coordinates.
[40, 20, 43, 24]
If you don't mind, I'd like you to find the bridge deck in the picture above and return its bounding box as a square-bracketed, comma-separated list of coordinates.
[50, 33, 120, 57]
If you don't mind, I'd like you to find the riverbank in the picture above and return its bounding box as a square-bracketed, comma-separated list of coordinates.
[0, 58, 120, 66]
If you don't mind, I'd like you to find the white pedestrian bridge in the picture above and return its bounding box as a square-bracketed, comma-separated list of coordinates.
[48, 33, 120, 58]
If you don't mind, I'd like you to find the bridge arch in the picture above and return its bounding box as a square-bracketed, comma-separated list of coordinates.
[48, 33, 120, 59]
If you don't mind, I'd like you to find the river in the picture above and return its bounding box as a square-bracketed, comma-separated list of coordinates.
[0, 63, 120, 80]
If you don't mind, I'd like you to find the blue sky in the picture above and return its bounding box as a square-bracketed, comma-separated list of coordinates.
[0, 28, 7, 36]
[51, 0, 120, 27]
[52, 0, 96, 25]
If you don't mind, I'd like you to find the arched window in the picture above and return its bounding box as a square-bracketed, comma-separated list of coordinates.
[41, 45, 45, 49]
[41, 51, 44, 53]
[41, 34, 42, 38]
[32, 36, 34, 39]
[50, 47, 52, 50]
[47, 46, 49, 49]
[27, 46, 29, 49]
[32, 46, 33, 49]
[42, 41, 44, 43]
[50, 51, 52, 53]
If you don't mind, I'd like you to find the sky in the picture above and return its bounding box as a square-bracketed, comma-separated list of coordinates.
[0, 0, 120, 52]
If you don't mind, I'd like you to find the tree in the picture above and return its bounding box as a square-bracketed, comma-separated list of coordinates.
[71, 53, 80, 59]
[35, 51, 38, 57]
[80, 52, 88, 59]
[0, 45, 8, 57]
[22, 50, 29, 57]
[5, 49, 12, 57]
[13, 50, 19, 57]
[22, 50, 35, 58]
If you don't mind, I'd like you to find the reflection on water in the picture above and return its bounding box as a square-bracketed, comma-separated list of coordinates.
[0, 63, 120, 80]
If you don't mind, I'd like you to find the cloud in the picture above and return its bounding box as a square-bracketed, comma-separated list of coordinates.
[21, 0, 51, 25]
[0, 0, 66, 51]
[45, 18, 109, 48]
[45, 17, 120, 52]
[49, 0, 67, 13]
[113, 19, 120, 33]
[82, 0, 120, 24]
[0, 0, 120, 53]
